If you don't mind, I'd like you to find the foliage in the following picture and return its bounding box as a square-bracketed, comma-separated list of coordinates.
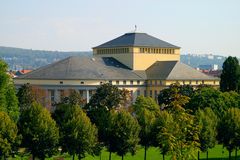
[220, 56, 240, 92]
[186, 87, 226, 117]
[132, 96, 160, 160]
[59, 90, 85, 106]
[18, 102, 59, 159]
[107, 110, 140, 159]
[154, 88, 200, 160]
[0, 60, 19, 122]
[158, 83, 193, 109]
[0, 112, 19, 159]
[17, 84, 49, 110]
[55, 105, 98, 159]
[86, 83, 130, 143]
[87, 83, 130, 111]
[196, 108, 218, 152]
[217, 108, 240, 153]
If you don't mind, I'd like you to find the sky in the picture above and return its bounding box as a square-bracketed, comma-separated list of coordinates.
[0, 0, 240, 57]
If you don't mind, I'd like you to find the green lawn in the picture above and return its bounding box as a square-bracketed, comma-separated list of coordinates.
[12, 145, 239, 160]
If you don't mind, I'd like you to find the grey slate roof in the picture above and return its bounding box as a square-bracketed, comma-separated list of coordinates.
[93, 32, 180, 49]
[146, 61, 219, 80]
[16, 57, 218, 81]
[16, 56, 145, 80]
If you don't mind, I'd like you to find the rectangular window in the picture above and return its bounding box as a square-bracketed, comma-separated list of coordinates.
[144, 90, 147, 97]
[154, 90, 158, 100]
[130, 80, 133, 85]
[189, 80, 192, 85]
[137, 90, 140, 96]
[149, 80, 152, 85]
[155, 80, 158, 85]
[49, 90, 55, 103]
[116, 80, 119, 85]
[123, 80, 126, 85]
[160, 80, 162, 85]
[196, 80, 199, 84]
[137, 80, 140, 85]
[154, 90, 157, 97]
[79, 90, 84, 97]
[80, 81, 84, 84]
[109, 80, 112, 84]
[150, 90, 152, 97]
[202, 80, 205, 84]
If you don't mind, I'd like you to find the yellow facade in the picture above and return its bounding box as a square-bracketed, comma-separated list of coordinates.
[93, 47, 180, 70]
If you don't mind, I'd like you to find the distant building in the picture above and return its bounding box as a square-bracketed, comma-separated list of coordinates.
[198, 64, 219, 71]
[15, 69, 32, 76]
[14, 32, 219, 106]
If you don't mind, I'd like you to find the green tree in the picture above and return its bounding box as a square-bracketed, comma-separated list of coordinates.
[60, 90, 85, 106]
[196, 108, 218, 159]
[87, 83, 130, 111]
[16, 84, 34, 110]
[186, 87, 226, 117]
[86, 83, 130, 144]
[18, 102, 59, 160]
[55, 105, 98, 160]
[132, 96, 160, 160]
[158, 83, 193, 109]
[221, 91, 240, 109]
[0, 60, 19, 122]
[217, 108, 240, 159]
[154, 89, 200, 160]
[152, 110, 174, 159]
[220, 56, 240, 92]
[0, 111, 19, 159]
[107, 110, 140, 160]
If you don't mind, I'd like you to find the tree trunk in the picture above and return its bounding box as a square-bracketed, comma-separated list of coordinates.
[109, 152, 112, 160]
[72, 154, 75, 160]
[197, 151, 200, 160]
[206, 151, 208, 160]
[235, 148, 237, 160]
[229, 151, 231, 160]
[122, 155, 124, 160]
[162, 153, 165, 160]
[32, 154, 35, 160]
[144, 145, 147, 160]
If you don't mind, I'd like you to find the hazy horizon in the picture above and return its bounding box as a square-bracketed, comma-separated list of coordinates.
[1, 0, 240, 57]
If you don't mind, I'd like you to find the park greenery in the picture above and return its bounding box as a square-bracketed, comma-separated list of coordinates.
[0, 56, 240, 159]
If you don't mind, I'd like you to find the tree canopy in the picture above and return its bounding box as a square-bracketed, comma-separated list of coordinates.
[132, 96, 160, 160]
[54, 104, 98, 160]
[220, 56, 240, 93]
[0, 111, 19, 159]
[0, 60, 19, 122]
[107, 110, 140, 160]
[217, 108, 240, 158]
[196, 108, 218, 155]
[18, 102, 59, 160]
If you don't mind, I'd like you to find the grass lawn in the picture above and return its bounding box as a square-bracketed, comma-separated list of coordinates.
[12, 145, 239, 160]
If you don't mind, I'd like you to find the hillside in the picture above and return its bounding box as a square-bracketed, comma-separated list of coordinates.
[0, 46, 234, 70]
[0, 46, 92, 70]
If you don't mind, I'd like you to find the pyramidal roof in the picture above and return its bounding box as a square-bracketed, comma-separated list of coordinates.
[16, 56, 145, 80]
[93, 32, 180, 49]
[146, 61, 219, 80]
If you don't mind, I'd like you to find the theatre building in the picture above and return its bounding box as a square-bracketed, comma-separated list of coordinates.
[14, 32, 219, 106]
